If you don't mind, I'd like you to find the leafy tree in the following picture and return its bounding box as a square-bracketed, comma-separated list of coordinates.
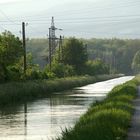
[62, 38, 88, 74]
[85, 60, 109, 75]
[132, 50, 140, 74]
[0, 31, 23, 81]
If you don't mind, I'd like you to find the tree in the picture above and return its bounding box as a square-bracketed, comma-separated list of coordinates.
[85, 60, 109, 75]
[44, 62, 75, 78]
[132, 50, 140, 74]
[62, 38, 88, 74]
[0, 31, 23, 81]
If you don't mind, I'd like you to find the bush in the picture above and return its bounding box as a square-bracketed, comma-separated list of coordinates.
[7, 65, 21, 81]
[24, 64, 43, 80]
[0, 67, 5, 82]
[44, 63, 75, 78]
[84, 60, 109, 75]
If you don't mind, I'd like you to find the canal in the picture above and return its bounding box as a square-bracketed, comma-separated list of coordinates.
[0, 76, 134, 140]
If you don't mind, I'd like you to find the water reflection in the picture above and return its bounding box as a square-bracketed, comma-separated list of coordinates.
[0, 76, 134, 140]
[24, 103, 27, 139]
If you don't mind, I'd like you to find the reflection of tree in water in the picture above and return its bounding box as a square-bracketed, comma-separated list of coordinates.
[0, 103, 28, 137]
[49, 90, 90, 106]
[50, 97, 58, 130]
[48, 90, 91, 132]
[0, 104, 21, 116]
[24, 103, 27, 140]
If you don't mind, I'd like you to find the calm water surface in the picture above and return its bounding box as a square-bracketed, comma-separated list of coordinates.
[0, 76, 134, 140]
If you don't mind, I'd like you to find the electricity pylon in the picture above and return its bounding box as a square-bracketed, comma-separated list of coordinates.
[48, 17, 62, 70]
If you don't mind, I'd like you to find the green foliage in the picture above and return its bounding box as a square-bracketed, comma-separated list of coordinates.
[0, 75, 119, 105]
[62, 38, 88, 74]
[45, 71, 56, 79]
[25, 65, 42, 80]
[0, 67, 5, 82]
[14, 53, 43, 80]
[86, 38, 140, 74]
[43, 63, 75, 78]
[56, 76, 140, 140]
[132, 50, 140, 74]
[7, 65, 21, 81]
[0, 31, 23, 81]
[24, 53, 43, 80]
[0, 31, 23, 65]
[84, 59, 109, 75]
[26, 38, 140, 74]
[52, 38, 109, 76]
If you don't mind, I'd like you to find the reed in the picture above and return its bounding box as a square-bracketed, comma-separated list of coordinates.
[0, 75, 118, 105]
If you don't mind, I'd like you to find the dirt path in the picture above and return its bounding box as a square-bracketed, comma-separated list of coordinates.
[127, 86, 140, 140]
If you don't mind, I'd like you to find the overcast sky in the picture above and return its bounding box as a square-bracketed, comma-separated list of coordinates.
[0, 0, 140, 39]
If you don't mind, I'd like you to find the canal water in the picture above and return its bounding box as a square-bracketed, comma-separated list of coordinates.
[0, 76, 134, 140]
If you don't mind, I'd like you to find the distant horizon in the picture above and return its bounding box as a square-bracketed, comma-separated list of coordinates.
[25, 36, 140, 40]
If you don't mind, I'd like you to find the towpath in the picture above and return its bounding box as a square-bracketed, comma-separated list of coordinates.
[127, 86, 140, 140]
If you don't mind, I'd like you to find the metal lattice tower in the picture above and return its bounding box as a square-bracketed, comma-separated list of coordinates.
[51, 17, 55, 37]
[48, 17, 62, 70]
[49, 17, 57, 55]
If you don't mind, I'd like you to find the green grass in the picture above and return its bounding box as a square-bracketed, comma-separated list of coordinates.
[56, 76, 140, 140]
[0, 74, 119, 105]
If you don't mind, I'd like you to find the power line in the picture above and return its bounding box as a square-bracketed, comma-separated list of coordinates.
[11, 0, 140, 19]
[0, 0, 138, 23]
[27, 25, 47, 36]
[1, 14, 140, 23]
[39, 1, 140, 17]
[0, 9, 17, 25]
[25, 18, 140, 25]
[0, 25, 6, 31]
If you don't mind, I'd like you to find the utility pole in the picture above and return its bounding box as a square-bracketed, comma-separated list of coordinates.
[61, 36, 64, 62]
[59, 35, 62, 62]
[85, 44, 88, 58]
[22, 22, 26, 74]
[49, 28, 52, 70]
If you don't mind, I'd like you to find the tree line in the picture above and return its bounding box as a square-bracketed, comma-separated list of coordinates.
[0, 31, 110, 82]
[84, 38, 140, 74]
[1, 31, 140, 82]
[27, 38, 140, 75]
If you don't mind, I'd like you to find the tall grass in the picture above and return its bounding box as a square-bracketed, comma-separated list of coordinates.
[0, 75, 119, 105]
[56, 76, 140, 140]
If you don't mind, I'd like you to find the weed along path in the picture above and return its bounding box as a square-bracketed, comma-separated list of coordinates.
[0, 76, 134, 140]
[127, 86, 140, 140]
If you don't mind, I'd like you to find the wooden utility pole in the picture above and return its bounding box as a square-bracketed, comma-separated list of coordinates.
[22, 22, 26, 74]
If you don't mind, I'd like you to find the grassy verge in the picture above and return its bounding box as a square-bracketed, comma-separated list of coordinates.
[56, 76, 140, 140]
[0, 74, 119, 105]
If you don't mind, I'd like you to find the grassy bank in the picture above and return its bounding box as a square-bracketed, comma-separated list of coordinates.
[56, 76, 140, 140]
[0, 74, 119, 105]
